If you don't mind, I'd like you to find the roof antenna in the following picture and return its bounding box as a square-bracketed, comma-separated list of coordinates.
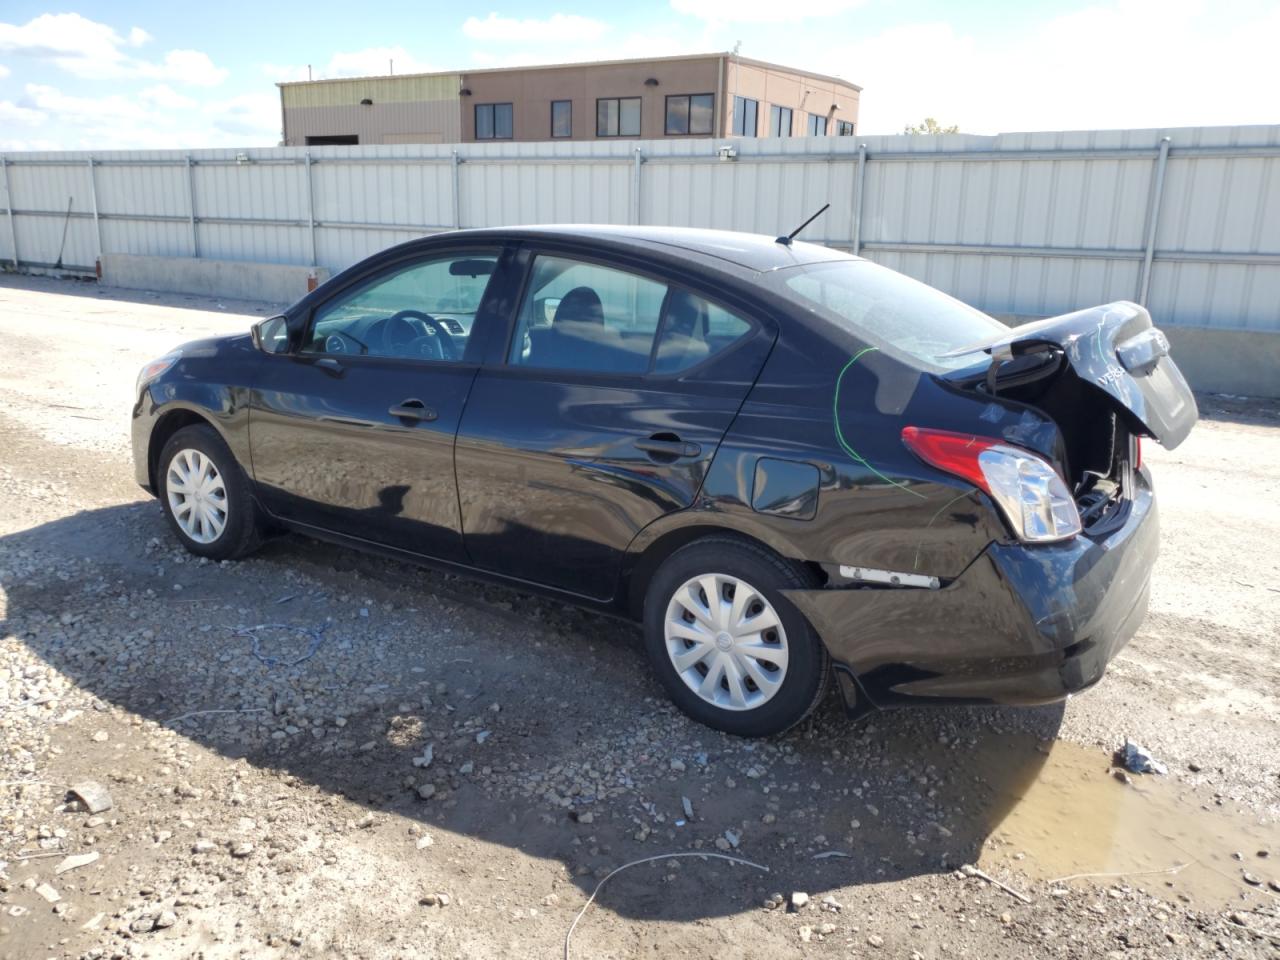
[776, 203, 830, 246]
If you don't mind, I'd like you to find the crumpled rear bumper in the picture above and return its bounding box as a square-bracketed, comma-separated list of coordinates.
[785, 471, 1158, 710]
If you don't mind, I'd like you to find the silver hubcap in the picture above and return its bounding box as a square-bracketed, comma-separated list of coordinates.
[664, 573, 789, 712]
[166, 448, 228, 544]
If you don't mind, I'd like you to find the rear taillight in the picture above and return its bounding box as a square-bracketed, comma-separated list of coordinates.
[1134, 436, 1143, 471]
[902, 426, 1082, 543]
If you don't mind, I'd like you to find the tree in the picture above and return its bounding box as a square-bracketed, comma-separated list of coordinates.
[904, 118, 960, 135]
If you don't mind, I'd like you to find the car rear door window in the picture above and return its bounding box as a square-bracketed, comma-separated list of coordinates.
[509, 255, 755, 376]
[509, 256, 667, 374]
[304, 252, 499, 362]
[652, 290, 751, 374]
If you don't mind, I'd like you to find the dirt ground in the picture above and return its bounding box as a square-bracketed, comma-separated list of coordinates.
[0, 273, 1277, 960]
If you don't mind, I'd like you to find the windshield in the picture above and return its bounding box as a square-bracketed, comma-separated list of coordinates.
[770, 260, 1005, 371]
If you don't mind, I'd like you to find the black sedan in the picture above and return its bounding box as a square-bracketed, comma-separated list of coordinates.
[131, 226, 1197, 737]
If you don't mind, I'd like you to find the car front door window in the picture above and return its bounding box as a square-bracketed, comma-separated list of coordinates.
[304, 252, 500, 362]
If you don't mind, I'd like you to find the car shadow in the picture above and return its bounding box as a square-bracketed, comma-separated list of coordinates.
[2, 502, 1067, 923]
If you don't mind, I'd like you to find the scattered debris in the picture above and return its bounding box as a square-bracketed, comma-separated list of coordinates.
[1118, 739, 1168, 775]
[813, 850, 853, 860]
[164, 707, 266, 725]
[35, 883, 61, 903]
[412, 744, 435, 768]
[67, 781, 113, 814]
[789, 891, 810, 911]
[681, 796, 693, 819]
[237, 621, 328, 668]
[564, 853, 769, 959]
[959, 864, 1031, 904]
[54, 851, 100, 874]
[1048, 863, 1188, 885]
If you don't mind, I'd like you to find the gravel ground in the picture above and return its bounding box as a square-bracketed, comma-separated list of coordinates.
[1, 273, 1277, 959]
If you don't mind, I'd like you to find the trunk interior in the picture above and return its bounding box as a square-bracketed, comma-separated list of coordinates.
[962, 352, 1137, 535]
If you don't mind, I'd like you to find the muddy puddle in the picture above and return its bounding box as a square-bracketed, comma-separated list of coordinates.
[949, 735, 1275, 908]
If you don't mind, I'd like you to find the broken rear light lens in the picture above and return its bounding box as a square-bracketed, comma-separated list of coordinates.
[902, 426, 1082, 543]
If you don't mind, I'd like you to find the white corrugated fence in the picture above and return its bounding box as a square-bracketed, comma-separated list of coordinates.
[3, 124, 1280, 334]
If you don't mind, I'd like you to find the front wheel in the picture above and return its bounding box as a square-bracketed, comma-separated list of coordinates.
[157, 424, 262, 561]
[643, 537, 831, 737]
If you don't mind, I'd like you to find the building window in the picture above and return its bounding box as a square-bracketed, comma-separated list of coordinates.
[732, 96, 758, 137]
[597, 97, 641, 137]
[665, 94, 714, 136]
[837, 120, 855, 136]
[475, 103, 513, 140]
[808, 114, 829, 137]
[551, 100, 572, 138]
[769, 105, 793, 137]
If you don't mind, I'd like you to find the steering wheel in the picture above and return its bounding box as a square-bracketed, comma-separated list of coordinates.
[383, 310, 458, 361]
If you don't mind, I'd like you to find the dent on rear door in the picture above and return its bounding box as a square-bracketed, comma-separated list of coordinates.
[454, 335, 776, 600]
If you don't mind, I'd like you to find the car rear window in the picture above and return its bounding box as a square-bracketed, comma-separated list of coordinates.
[771, 260, 1006, 371]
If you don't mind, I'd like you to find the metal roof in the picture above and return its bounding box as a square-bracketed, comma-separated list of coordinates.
[277, 52, 861, 94]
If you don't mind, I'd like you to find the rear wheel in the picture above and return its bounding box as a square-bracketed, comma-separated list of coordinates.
[643, 537, 830, 737]
[157, 424, 262, 561]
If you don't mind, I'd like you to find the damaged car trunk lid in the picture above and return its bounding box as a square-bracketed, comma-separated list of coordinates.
[944, 301, 1199, 451]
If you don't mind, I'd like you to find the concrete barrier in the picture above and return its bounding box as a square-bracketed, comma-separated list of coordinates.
[100, 255, 329, 306]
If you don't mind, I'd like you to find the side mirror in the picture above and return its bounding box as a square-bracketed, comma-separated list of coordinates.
[253, 315, 290, 354]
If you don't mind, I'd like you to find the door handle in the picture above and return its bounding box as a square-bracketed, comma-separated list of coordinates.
[389, 399, 437, 422]
[314, 357, 343, 375]
[635, 437, 701, 459]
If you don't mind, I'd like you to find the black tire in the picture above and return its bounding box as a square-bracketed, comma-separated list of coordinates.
[157, 424, 262, 561]
[642, 536, 831, 737]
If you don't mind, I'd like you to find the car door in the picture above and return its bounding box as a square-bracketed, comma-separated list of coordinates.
[454, 246, 776, 600]
[248, 245, 508, 561]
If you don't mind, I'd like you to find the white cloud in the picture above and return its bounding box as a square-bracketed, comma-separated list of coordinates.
[139, 84, 198, 110]
[0, 63, 10, 79]
[468, 28, 711, 69]
[462, 13, 609, 44]
[814, 0, 1280, 134]
[21, 83, 151, 126]
[203, 92, 280, 139]
[0, 13, 226, 86]
[670, 0, 864, 22]
[262, 62, 311, 83]
[0, 137, 59, 151]
[261, 46, 437, 82]
[5, 82, 279, 150]
[325, 46, 435, 78]
[152, 49, 227, 87]
[0, 99, 46, 125]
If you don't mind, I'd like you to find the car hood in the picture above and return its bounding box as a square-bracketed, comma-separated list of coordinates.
[172, 332, 253, 357]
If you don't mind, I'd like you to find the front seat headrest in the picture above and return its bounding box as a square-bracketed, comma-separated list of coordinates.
[555, 286, 605, 325]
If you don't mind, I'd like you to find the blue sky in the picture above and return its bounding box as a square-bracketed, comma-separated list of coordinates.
[2, 0, 1277, 150]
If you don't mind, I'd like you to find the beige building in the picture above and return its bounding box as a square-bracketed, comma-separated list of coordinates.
[279, 53, 860, 147]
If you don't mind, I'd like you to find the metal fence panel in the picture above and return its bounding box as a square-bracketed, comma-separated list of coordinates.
[2, 124, 1279, 332]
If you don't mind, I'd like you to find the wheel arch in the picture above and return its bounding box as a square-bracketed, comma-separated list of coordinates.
[147, 406, 229, 492]
[621, 515, 820, 620]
